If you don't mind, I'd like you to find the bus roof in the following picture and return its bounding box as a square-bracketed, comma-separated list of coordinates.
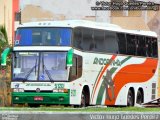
[18, 20, 157, 37]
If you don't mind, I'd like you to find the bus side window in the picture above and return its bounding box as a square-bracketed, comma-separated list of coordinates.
[146, 37, 152, 57]
[126, 34, 136, 56]
[94, 30, 104, 52]
[152, 38, 158, 58]
[73, 28, 83, 50]
[105, 31, 118, 54]
[137, 35, 145, 57]
[117, 33, 126, 54]
[69, 57, 77, 81]
[82, 28, 93, 51]
[69, 55, 82, 81]
[77, 56, 82, 78]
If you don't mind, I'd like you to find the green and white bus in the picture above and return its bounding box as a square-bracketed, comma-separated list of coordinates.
[5, 20, 159, 107]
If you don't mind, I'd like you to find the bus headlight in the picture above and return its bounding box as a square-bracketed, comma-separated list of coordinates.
[19, 88, 24, 92]
[13, 88, 24, 92]
[53, 89, 58, 92]
[53, 89, 68, 93]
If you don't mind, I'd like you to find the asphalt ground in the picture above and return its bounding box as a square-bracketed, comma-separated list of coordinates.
[0, 111, 160, 120]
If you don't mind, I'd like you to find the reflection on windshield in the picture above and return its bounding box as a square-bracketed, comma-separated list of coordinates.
[13, 52, 68, 81]
[13, 52, 39, 81]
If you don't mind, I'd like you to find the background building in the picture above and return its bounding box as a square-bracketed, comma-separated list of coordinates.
[0, 0, 19, 45]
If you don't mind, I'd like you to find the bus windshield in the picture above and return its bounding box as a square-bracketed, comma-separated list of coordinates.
[13, 52, 68, 81]
[15, 28, 72, 46]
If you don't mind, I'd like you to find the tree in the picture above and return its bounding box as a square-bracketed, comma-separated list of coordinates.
[0, 26, 10, 51]
[0, 25, 11, 106]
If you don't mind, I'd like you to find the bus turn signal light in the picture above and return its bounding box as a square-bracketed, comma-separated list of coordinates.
[53, 89, 68, 93]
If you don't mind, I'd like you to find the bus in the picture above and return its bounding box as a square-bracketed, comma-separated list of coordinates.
[2, 20, 159, 107]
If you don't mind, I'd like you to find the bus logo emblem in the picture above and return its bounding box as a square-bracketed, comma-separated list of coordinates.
[15, 83, 19, 88]
[36, 88, 41, 93]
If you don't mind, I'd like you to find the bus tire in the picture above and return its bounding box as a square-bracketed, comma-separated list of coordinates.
[127, 89, 134, 106]
[136, 89, 143, 105]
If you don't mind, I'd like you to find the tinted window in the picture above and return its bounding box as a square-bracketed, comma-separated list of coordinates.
[117, 33, 127, 54]
[73, 28, 118, 54]
[94, 30, 104, 52]
[126, 34, 136, 55]
[70, 57, 77, 79]
[77, 55, 82, 78]
[69, 54, 82, 81]
[73, 28, 83, 49]
[73, 27, 158, 58]
[82, 28, 93, 51]
[104, 31, 119, 53]
[152, 38, 158, 57]
[136, 36, 146, 56]
[15, 28, 72, 46]
[146, 37, 153, 57]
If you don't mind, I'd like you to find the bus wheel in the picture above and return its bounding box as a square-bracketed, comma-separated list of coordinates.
[80, 90, 86, 107]
[127, 89, 134, 106]
[136, 90, 143, 105]
[28, 104, 40, 107]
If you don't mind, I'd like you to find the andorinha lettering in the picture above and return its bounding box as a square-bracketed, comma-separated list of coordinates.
[93, 57, 121, 66]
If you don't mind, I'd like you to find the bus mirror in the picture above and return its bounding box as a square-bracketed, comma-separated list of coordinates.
[1, 47, 11, 66]
[67, 49, 73, 67]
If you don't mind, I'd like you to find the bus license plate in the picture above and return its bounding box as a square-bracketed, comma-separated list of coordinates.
[34, 96, 43, 101]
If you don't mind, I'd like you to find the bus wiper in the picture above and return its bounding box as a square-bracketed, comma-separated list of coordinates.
[24, 59, 37, 81]
[44, 65, 54, 82]
[42, 57, 54, 82]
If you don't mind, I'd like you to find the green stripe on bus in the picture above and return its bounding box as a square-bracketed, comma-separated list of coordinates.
[91, 67, 103, 100]
[121, 56, 132, 64]
[96, 67, 117, 104]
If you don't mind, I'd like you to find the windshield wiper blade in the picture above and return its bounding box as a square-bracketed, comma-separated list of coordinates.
[44, 65, 54, 82]
[24, 65, 37, 81]
[24, 59, 37, 81]
[42, 57, 54, 82]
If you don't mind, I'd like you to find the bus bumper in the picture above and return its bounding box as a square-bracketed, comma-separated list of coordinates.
[12, 92, 70, 105]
